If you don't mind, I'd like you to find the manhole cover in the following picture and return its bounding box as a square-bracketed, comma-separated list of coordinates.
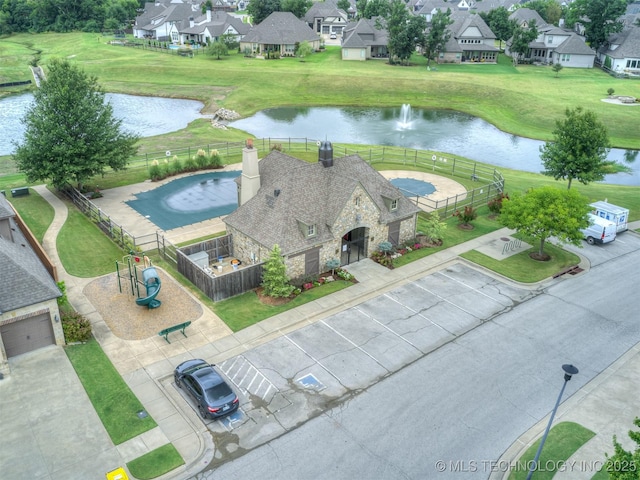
[500, 237, 511, 242]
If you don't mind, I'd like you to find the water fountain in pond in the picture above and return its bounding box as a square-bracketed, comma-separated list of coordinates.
[397, 103, 413, 129]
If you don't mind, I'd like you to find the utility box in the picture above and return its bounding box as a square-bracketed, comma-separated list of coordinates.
[590, 201, 629, 233]
[188, 251, 209, 269]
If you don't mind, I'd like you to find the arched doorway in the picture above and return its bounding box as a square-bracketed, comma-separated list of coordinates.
[341, 227, 368, 265]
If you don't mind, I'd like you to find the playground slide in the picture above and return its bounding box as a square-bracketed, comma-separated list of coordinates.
[136, 267, 162, 309]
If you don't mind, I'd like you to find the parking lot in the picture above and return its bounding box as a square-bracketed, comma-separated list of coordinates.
[171, 262, 539, 466]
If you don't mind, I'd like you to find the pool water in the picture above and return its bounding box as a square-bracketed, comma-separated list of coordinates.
[126, 171, 240, 231]
[390, 178, 436, 197]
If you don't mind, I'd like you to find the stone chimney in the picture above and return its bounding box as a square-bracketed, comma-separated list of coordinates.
[318, 140, 333, 168]
[239, 139, 260, 206]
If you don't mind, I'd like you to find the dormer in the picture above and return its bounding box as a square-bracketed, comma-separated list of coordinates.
[382, 195, 400, 212]
[297, 220, 318, 238]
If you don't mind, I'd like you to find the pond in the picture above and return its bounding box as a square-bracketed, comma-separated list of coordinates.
[0, 92, 204, 156]
[229, 106, 640, 186]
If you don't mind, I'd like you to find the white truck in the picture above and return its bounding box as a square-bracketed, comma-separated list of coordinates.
[590, 201, 629, 233]
[581, 213, 617, 245]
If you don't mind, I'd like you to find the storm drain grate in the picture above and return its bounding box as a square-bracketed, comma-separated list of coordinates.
[297, 373, 326, 391]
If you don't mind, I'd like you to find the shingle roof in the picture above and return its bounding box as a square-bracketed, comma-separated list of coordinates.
[180, 10, 250, 36]
[0, 196, 60, 314]
[555, 33, 596, 55]
[509, 7, 546, 27]
[600, 26, 640, 59]
[242, 11, 320, 44]
[224, 151, 420, 256]
[342, 17, 388, 48]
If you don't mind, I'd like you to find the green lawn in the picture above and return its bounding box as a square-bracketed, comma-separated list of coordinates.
[5, 189, 54, 243]
[1, 32, 639, 149]
[56, 198, 124, 277]
[65, 338, 157, 444]
[509, 422, 596, 480]
[126, 444, 184, 480]
[213, 278, 355, 331]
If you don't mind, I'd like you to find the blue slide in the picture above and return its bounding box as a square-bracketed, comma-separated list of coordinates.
[136, 267, 162, 309]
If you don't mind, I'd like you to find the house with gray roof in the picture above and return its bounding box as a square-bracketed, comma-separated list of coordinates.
[341, 18, 388, 61]
[304, 0, 350, 39]
[240, 11, 320, 57]
[505, 8, 596, 68]
[0, 194, 62, 373]
[133, 0, 203, 41]
[174, 9, 250, 44]
[439, 11, 499, 63]
[598, 26, 640, 77]
[224, 142, 420, 279]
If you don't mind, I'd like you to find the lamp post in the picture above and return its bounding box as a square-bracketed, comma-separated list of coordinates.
[526, 364, 579, 480]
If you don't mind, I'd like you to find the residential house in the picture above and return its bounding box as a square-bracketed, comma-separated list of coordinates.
[471, 0, 521, 14]
[176, 9, 250, 44]
[240, 11, 320, 57]
[341, 17, 388, 61]
[133, 0, 203, 41]
[598, 26, 640, 76]
[505, 8, 596, 67]
[0, 194, 62, 374]
[224, 142, 420, 279]
[304, 0, 349, 38]
[439, 11, 499, 63]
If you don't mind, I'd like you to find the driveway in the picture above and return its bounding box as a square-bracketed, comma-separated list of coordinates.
[0, 347, 120, 479]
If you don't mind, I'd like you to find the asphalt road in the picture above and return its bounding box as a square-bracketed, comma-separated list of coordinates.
[194, 233, 640, 480]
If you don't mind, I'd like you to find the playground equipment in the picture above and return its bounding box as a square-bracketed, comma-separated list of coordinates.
[116, 253, 162, 309]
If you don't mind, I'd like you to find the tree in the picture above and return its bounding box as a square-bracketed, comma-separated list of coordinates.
[500, 186, 592, 259]
[337, 0, 351, 12]
[261, 244, 294, 298]
[566, 0, 628, 51]
[540, 107, 613, 189]
[207, 39, 228, 59]
[423, 8, 453, 68]
[605, 417, 640, 480]
[247, 0, 281, 25]
[524, 0, 562, 26]
[509, 20, 538, 66]
[479, 7, 513, 51]
[281, 0, 312, 19]
[361, 0, 389, 19]
[552, 62, 563, 77]
[13, 58, 138, 190]
[384, 0, 426, 65]
[296, 40, 313, 61]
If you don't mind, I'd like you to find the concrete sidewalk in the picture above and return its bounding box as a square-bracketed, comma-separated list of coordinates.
[28, 185, 640, 479]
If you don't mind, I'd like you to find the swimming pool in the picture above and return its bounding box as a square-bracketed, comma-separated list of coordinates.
[390, 178, 436, 197]
[126, 171, 240, 231]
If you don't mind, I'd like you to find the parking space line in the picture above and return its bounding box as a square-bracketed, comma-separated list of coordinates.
[219, 356, 279, 403]
[284, 335, 343, 384]
[410, 283, 476, 318]
[319, 319, 389, 372]
[353, 306, 421, 351]
[437, 271, 511, 304]
[383, 293, 455, 335]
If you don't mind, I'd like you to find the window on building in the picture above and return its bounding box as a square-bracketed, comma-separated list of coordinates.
[561, 54, 570, 62]
[390, 199, 398, 211]
[547, 36, 553, 44]
[355, 196, 361, 206]
[307, 224, 316, 237]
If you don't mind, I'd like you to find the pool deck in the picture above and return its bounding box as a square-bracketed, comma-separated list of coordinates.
[91, 166, 467, 247]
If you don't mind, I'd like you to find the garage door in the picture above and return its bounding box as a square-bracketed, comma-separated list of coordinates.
[0, 314, 55, 358]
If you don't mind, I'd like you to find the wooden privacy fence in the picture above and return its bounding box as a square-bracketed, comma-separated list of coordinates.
[174, 234, 264, 302]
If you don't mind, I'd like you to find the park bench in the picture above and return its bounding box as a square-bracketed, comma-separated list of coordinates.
[11, 187, 30, 197]
[158, 321, 191, 344]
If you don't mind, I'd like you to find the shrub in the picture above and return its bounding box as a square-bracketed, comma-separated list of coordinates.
[56, 281, 68, 307]
[378, 241, 394, 254]
[62, 311, 92, 343]
[420, 213, 447, 242]
[195, 149, 208, 168]
[453, 205, 477, 225]
[336, 269, 354, 281]
[607, 88, 615, 96]
[208, 150, 222, 168]
[149, 164, 163, 181]
[171, 157, 183, 174]
[371, 250, 394, 268]
[487, 192, 510, 215]
[184, 157, 197, 171]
